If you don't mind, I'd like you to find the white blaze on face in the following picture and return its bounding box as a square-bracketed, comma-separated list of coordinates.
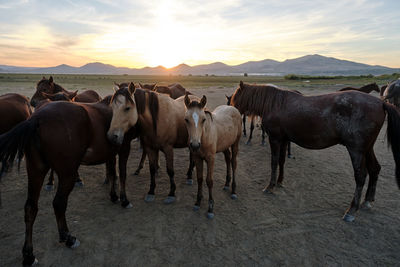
[192, 112, 199, 128]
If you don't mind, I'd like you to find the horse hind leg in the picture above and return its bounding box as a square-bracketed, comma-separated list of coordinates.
[343, 148, 367, 222]
[223, 149, 231, 191]
[144, 148, 159, 202]
[22, 154, 49, 266]
[134, 149, 146, 176]
[53, 171, 80, 250]
[264, 138, 281, 194]
[361, 149, 381, 210]
[242, 115, 247, 137]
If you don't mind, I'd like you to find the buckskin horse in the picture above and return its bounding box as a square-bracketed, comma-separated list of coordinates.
[184, 93, 242, 218]
[231, 81, 400, 222]
[30, 76, 101, 107]
[0, 96, 136, 266]
[107, 82, 195, 204]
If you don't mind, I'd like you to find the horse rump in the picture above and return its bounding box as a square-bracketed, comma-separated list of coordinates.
[383, 102, 400, 188]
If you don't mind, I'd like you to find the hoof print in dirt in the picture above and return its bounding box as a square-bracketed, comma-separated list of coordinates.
[163, 196, 176, 204]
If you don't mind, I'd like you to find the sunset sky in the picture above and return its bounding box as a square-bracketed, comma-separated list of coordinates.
[0, 0, 399, 68]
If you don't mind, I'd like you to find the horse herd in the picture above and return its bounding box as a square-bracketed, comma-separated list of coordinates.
[0, 76, 399, 266]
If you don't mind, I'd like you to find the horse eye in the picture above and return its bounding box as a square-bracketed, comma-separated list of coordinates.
[185, 118, 189, 123]
[124, 107, 130, 112]
[202, 118, 206, 123]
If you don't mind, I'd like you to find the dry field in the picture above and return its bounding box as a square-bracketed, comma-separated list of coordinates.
[0, 75, 399, 266]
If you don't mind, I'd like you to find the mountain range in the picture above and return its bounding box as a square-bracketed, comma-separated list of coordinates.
[0, 54, 398, 76]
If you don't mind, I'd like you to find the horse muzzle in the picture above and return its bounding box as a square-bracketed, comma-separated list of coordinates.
[107, 130, 124, 145]
[189, 142, 201, 151]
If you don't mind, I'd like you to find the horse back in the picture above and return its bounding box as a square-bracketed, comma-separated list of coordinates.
[212, 105, 242, 152]
[74, 90, 101, 103]
[0, 93, 32, 134]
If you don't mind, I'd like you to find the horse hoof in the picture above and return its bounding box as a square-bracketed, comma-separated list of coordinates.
[231, 194, 238, 200]
[44, 184, 54, 191]
[75, 181, 84, 187]
[361, 201, 372, 210]
[69, 238, 80, 249]
[277, 183, 284, 188]
[24, 257, 38, 266]
[207, 212, 215, 219]
[144, 194, 155, 202]
[186, 179, 193, 185]
[122, 202, 133, 209]
[223, 186, 229, 191]
[261, 142, 266, 146]
[103, 179, 109, 185]
[193, 205, 200, 211]
[342, 213, 355, 222]
[163, 196, 176, 204]
[245, 141, 251, 145]
[263, 188, 273, 194]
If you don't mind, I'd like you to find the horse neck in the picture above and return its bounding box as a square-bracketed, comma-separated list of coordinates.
[54, 83, 69, 94]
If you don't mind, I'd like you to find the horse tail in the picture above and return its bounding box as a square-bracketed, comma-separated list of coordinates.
[383, 103, 400, 188]
[0, 117, 39, 177]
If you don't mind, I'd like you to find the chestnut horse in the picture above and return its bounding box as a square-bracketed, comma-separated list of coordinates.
[30, 76, 101, 107]
[338, 82, 380, 93]
[184, 94, 241, 218]
[0, 97, 136, 266]
[107, 83, 195, 204]
[231, 81, 400, 222]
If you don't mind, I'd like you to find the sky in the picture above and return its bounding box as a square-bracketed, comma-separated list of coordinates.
[0, 0, 399, 68]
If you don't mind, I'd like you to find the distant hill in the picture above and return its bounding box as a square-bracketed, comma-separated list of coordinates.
[1, 55, 398, 76]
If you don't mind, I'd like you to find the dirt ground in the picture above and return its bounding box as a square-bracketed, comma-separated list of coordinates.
[0, 85, 399, 266]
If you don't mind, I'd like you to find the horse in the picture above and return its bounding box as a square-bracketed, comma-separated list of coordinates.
[30, 76, 101, 107]
[184, 94, 241, 218]
[138, 83, 157, 90]
[0, 96, 137, 266]
[338, 82, 380, 94]
[226, 93, 295, 158]
[41, 90, 78, 102]
[231, 81, 400, 222]
[383, 79, 400, 107]
[107, 82, 195, 204]
[149, 83, 192, 99]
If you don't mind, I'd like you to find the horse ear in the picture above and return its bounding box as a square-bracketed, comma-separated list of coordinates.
[184, 92, 190, 108]
[113, 84, 119, 92]
[69, 90, 78, 99]
[200, 95, 207, 108]
[128, 82, 136, 94]
[225, 94, 229, 100]
[138, 83, 143, 88]
[49, 76, 53, 83]
[151, 83, 157, 90]
[239, 81, 244, 89]
[114, 81, 120, 87]
[42, 76, 46, 80]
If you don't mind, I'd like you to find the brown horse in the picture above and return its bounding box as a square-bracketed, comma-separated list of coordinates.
[383, 79, 400, 107]
[138, 83, 157, 90]
[231, 81, 400, 222]
[30, 76, 101, 107]
[338, 82, 380, 93]
[147, 83, 192, 99]
[41, 90, 78, 102]
[184, 94, 241, 218]
[0, 97, 136, 266]
[107, 83, 195, 204]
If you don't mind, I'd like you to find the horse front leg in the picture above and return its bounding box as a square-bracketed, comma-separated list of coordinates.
[106, 157, 118, 203]
[186, 150, 195, 185]
[163, 146, 176, 204]
[193, 156, 204, 211]
[242, 114, 247, 137]
[206, 155, 215, 219]
[246, 117, 255, 145]
[277, 141, 288, 187]
[119, 143, 132, 208]
[144, 148, 159, 202]
[343, 148, 367, 222]
[264, 137, 281, 194]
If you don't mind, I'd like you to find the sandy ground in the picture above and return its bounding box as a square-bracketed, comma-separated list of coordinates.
[0, 86, 400, 266]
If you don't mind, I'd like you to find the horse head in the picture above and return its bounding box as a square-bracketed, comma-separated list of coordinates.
[107, 82, 138, 145]
[184, 93, 207, 151]
[31, 76, 56, 107]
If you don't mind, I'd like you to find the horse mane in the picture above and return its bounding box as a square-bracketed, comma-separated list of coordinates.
[232, 82, 289, 116]
[100, 95, 113, 105]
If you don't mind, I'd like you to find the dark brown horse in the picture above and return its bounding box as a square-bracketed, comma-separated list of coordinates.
[138, 83, 157, 90]
[146, 83, 192, 99]
[0, 97, 136, 266]
[30, 76, 101, 107]
[107, 83, 195, 204]
[231, 81, 400, 222]
[383, 79, 400, 107]
[338, 82, 380, 93]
